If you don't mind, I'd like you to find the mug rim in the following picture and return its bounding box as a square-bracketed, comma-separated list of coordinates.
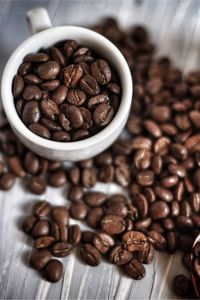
[1, 26, 132, 151]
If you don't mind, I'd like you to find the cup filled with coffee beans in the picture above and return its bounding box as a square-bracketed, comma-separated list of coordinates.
[1, 8, 132, 161]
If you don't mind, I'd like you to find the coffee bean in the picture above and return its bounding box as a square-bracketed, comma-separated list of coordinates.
[68, 185, 83, 202]
[52, 131, 71, 142]
[51, 85, 68, 105]
[41, 118, 62, 131]
[24, 151, 40, 174]
[176, 216, 193, 232]
[70, 202, 88, 220]
[168, 163, 186, 178]
[41, 80, 60, 91]
[91, 59, 111, 85]
[23, 85, 42, 101]
[82, 167, 97, 188]
[88, 93, 109, 108]
[22, 215, 38, 233]
[7, 155, 25, 177]
[143, 119, 161, 137]
[154, 186, 173, 202]
[151, 155, 162, 175]
[28, 176, 46, 194]
[81, 231, 96, 244]
[150, 105, 171, 123]
[37, 61, 60, 80]
[105, 199, 128, 218]
[137, 243, 154, 264]
[134, 149, 151, 170]
[101, 214, 125, 235]
[40, 99, 60, 121]
[80, 74, 100, 95]
[110, 246, 132, 266]
[33, 201, 51, 217]
[50, 47, 66, 66]
[31, 220, 50, 238]
[72, 129, 90, 141]
[42, 259, 63, 283]
[24, 53, 49, 63]
[63, 64, 83, 88]
[147, 230, 166, 251]
[63, 40, 78, 57]
[189, 110, 200, 128]
[65, 105, 83, 129]
[93, 103, 114, 127]
[133, 193, 148, 218]
[22, 101, 41, 125]
[166, 231, 177, 254]
[173, 274, 190, 297]
[0, 172, 16, 190]
[49, 170, 67, 187]
[66, 89, 86, 106]
[86, 207, 104, 228]
[193, 242, 200, 257]
[12, 75, 24, 98]
[18, 62, 32, 76]
[80, 244, 101, 266]
[79, 107, 93, 129]
[30, 250, 52, 270]
[93, 232, 115, 254]
[51, 242, 72, 257]
[29, 124, 51, 139]
[68, 225, 81, 245]
[134, 218, 152, 231]
[136, 170, 154, 186]
[184, 134, 200, 153]
[84, 192, 107, 207]
[123, 231, 147, 252]
[124, 258, 146, 280]
[34, 236, 55, 249]
[154, 136, 170, 155]
[51, 207, 69, 225]
[51, 222, 68, 242]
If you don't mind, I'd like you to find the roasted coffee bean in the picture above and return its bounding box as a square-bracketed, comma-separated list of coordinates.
[133, 194, 148, 218]
[82, 167, 97, 188]
[70, 202, 88, 220]
[7, 155, 25, 177]
[41, 80, 60, 91]
[29, 124, 51, 139]
[80, 74, 100, 95]
[33, 201, 51, 217]
[51, 222, 68, 242]
[154, 136, 170, 155]
[147, 230, 166, 251]
[143, 187, 156, 203]
[136, 170, 154, 186]
[149, 201, 169, 220]
[80, 244, 101, 266]
[150, 222, 165, 234]
[31, 220, 50, 238]
[123, 231, 147, 252]
[40, 99, 60, 121]
[24, 53, 49, 63]
[176, 216, 193, 232]
[63, 64, 83, 88]
[166, 231, 177, 254]
[173, 274, 190, 297]
[49, 170, 67, 187]
[106, 82, 120, 94]
[22, 101, 41, 125]
[86, 207, 104, 228]
[161, 218, 175, 231]
[134, 218, 152, 231]
[34, 236, 55, 249]
[63, 40, 78, 57]
[50, 47, 66, 66]
[91, 59, 111, 85]
[93, 232, 115, 254]
[174, 181, 184, 202]
[105, 199, 128, 218]
[24, 151, 40, 174]
[84, 192, 107, 207]
[23, 85, 42, 101]
[48, 161, 62, 171]
[133, 149, 151, 170]
[42, 259, 63, 283]
[68, 166, 80, 185]
[161, 175, 178, 188]
[52, 131, 70, 142]
[154, 186, 173, 202]
[51, 242, 72, 257]
[18, 62, 32, 76]
[193, 242, 200, 257]
[150, 105, 171, 123]
[30, 250, 52, 270]
[68, 185, 83, 202]
[22, 215, 38, 233]
[79, 107, 93, 129]
[68, 225, 81, 245]
[66, 105, 83, 129]
[101, 214, 125, 235]
[151, 155, 162, 175]
[110, 246, 132, 266]
[66, 89, 86, 106]
[143, 119, 161, 137]
[28, 176, 46, 194]
[190, 193, 200, 213]
[81, 231, 96, 244]
[72, 129, 90, 140]
[37, 61, 60, 80]
[93, 103, 114, 127]
[51, 85, 68, 105]
[13, 75, 24, 98]
[41, 118, 62, 131]
[99, 164, 114, 182]
[124, 258, 146, 280]
[88, 93, 109, 108]
[137, 243, 154, 264]
[168, 163, 186, 178]
[51, 207, 69, 225]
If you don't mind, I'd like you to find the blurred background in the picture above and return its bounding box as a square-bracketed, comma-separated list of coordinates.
[0, 1, 200, 299]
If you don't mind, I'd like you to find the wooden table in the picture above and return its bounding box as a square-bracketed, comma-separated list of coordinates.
[0, 0, 198, 299]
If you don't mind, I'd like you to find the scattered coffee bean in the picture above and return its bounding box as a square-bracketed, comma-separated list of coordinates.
[124, 258, 146, 280]
[42, 259, 63, 283]
[80, 244, 101, 266]
[30, 250, 52, 270]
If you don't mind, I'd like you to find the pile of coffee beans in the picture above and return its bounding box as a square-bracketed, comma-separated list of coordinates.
[1, 17, 200, 296]
[12, 40, 121, 141]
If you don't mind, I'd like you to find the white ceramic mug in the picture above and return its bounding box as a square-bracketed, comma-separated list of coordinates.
[1, 8, 132, 161]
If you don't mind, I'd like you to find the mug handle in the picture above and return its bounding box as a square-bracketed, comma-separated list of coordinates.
[26, 7, 52, 35]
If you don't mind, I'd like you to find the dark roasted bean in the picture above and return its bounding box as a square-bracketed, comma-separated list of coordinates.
[42, 259, 63, 283]
[124, 258, 146, 280]
[30, 250, 52, 270]
[80, 244, 101, 266]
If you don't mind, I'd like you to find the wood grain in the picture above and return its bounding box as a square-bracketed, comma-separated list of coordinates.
[0, 0, 199, 299]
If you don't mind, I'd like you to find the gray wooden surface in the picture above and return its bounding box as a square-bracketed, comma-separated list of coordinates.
[0, 0, 199, 299]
